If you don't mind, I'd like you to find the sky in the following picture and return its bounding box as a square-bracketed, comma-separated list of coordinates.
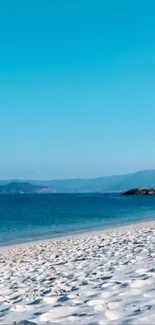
[0, 0, 155, 179]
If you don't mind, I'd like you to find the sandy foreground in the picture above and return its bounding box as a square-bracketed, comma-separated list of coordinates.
[1, 222, 155, 324]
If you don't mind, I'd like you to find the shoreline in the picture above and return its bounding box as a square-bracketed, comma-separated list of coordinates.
[1, 220, 155, 324]
[0, 217, 155, 251]
[0, 217, 155, 250]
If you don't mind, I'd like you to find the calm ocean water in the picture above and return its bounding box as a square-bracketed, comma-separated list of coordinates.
[0, 193, 155, 246]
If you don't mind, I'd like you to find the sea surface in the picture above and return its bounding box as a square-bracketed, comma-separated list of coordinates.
[0, 193, 155, 246]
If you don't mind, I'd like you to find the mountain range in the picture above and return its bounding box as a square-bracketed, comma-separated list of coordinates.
[0, 170, 155, 193]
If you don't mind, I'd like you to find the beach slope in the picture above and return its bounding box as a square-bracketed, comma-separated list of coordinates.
[0, 221, 155, 324]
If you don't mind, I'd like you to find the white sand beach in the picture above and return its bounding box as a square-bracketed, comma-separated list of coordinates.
[1, 221, 155, 324]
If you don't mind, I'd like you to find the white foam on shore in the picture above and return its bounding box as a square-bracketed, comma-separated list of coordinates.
[0, 220, 155, 324]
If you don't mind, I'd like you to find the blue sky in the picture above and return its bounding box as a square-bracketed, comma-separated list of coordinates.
[0, 0, 155, 179]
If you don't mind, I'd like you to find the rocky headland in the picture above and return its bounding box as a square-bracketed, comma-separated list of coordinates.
[122, 188, 155, 196]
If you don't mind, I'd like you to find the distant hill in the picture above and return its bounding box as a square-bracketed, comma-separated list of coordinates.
[1, 170, 155, 193]
[0, 182, 53, 194]
[32, 170, 155, 192]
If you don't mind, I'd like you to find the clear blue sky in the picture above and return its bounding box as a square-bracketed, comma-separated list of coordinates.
[0, 0, 155, 179]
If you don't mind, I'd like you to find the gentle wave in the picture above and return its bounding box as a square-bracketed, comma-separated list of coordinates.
[0, 193, 155, 245]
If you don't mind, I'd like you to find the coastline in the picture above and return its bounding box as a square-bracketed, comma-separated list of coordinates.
[0, 216, 155, 249]
[1, 220, 155, 324]
[0, 217, 155, 250]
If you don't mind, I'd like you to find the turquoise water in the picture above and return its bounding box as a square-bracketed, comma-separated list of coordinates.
[0, 193, 155, 245]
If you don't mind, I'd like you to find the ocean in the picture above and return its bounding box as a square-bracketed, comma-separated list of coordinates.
[0, 193, 155, 246]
